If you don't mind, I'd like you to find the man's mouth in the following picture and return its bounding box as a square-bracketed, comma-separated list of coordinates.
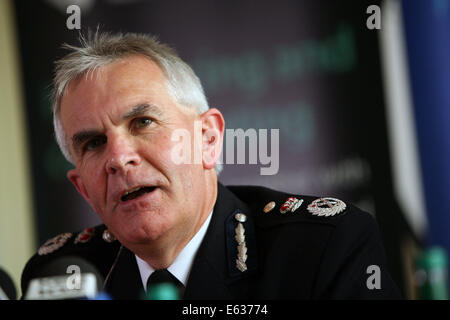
[120, 186, 157, 202]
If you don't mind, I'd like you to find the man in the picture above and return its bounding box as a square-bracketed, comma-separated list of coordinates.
[21, 32, 401, 299]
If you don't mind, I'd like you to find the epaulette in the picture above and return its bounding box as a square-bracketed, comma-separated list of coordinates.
[36, 225, 119, 257]
[228, 185, 350, 228]
[21, 224, 121, 295]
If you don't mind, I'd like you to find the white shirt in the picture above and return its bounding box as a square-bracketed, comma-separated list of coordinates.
[135, 211, 213, 291]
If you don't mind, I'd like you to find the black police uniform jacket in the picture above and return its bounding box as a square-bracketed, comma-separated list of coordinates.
[21, 183, 401, 299]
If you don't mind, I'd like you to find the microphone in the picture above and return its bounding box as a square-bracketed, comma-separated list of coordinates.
[144, 282, 180, 300]
[143, 269, 183, 300]
[23, 256, 111, 300]
[0, 267, 17, 300]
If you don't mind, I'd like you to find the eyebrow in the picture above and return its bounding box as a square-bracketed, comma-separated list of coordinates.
[121, 103, 163, 121]
[71, 103, 163, 154]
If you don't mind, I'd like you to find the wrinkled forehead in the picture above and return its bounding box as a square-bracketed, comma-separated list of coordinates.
[56, 54, 166, 108]
[59, 56, 199, 139]
[60, 56, 171, 117]
[68, 56, 167, 98]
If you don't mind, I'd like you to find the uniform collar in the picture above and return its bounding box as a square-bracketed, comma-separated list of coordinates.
[183, 182, 258, 299]
[135, 210, 213, 291]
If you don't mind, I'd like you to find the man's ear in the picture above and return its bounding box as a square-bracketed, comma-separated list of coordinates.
[67, 168, 92, 205]
[200, 108, 225, 170]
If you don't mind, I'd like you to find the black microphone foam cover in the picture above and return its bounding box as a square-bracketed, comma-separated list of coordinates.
[0, 267, 17, 300]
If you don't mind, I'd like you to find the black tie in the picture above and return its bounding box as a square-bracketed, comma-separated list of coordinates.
[146, 269, 184, 299]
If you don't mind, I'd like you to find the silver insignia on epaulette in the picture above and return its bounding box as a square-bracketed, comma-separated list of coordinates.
[307, 197, 346, 217]
[234, 213, 248, 272]
[38, 233, 72, 256]
[74, 227, 95, 244]
[263, 201, 276, 213]
[102, 229, 116, 243]
[280, 197, 303, 214]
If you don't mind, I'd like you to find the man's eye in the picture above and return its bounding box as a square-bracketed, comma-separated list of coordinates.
[133, 118, 153, 129]
[84, 136, 106, 151]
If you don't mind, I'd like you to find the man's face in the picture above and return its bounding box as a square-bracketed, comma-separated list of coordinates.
[61, 55, 219, 249]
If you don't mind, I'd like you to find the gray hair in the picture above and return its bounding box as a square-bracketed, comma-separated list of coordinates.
[52, 31, 222, 174]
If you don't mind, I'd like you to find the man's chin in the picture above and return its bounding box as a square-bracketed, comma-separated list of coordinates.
[110, 213, 171, 245]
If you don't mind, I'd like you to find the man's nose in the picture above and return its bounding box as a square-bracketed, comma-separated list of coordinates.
[105, 136, 141, 175]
